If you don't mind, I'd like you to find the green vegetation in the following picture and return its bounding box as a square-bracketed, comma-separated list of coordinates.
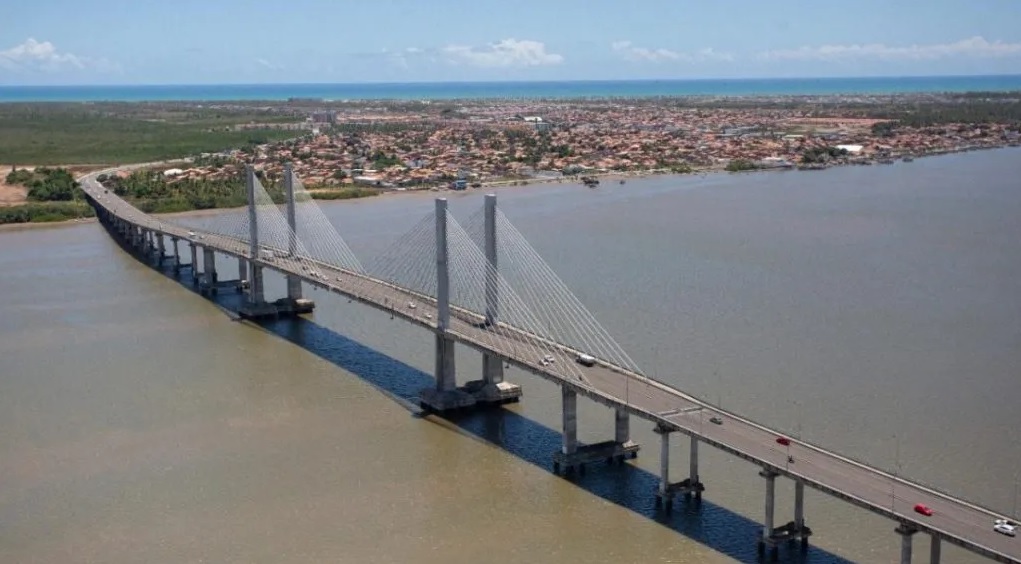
[6, 167, 80, 201]
[0, 103, 302, 165]
[725, 159, 760, 172]
[98, 168, 379, 214]
[801, 146, 849, 164]
[0, 202, 94, 225]
[309, 187, 381, 200]
[102, 170, 275, 212]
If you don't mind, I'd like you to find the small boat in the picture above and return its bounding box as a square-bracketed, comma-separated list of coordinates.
[619, 179, 626, 185]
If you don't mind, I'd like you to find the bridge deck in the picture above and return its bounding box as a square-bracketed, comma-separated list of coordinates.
[81, 171, 1021, 564]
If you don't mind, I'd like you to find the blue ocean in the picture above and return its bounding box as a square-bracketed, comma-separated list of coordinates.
[2, 75, 1020, 102]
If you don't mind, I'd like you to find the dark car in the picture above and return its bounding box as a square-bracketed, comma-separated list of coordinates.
[775, 437, 791, 446]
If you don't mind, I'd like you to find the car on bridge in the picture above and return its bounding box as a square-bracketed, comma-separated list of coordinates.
[914, 503, 934, 516]
[995, 519, 1017, 537]
[575, 353, 596, 367]
[776, 437, 791, 446]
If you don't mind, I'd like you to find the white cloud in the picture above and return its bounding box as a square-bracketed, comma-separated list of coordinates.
[255, 58, 281, 70]
[759, 36, 1021, 62]
[441, 39, 563, 68]
[611, 41, 733, 63]
[0, 38, 118, 73]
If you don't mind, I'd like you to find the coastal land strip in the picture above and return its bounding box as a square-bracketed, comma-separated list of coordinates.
[1, 91, 1019, 225]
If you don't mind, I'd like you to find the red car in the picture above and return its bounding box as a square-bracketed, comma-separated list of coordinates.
[914, 503, 934, 516]
[776, 437, 791, 446]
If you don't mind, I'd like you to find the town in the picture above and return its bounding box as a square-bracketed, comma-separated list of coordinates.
[159, 94, 1021, 191]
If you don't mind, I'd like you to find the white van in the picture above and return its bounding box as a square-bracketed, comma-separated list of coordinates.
[575, 353, 596, 367]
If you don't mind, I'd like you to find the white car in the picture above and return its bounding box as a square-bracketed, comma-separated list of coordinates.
[994, 520, 1017, 537]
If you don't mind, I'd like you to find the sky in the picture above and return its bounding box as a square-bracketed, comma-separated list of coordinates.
[2, 0, 1021, 85]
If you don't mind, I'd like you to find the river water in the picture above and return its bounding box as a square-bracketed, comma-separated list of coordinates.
[1, 149, 1019, 563]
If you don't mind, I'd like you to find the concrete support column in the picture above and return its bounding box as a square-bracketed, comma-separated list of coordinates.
[895, 524, 917, 564]
[795, 479, 805, 532]
[561, 387, 577, 455]
[190, 243, 199, 284]
[250, 264, 265, 302]
[759, 467, 780, 551]
[284, 163, 303, 301]
[929, 534, 941, 564]
[656, 426, 671, 496]
[238, 257, 248, 290]
[689, 435, 700, 499]
[156, 233, 166, 265]
[203, 248, 217, 292]
[171, 237, 180, 272]
[435, 334, 456, 391]
[614, 409, 629, 444]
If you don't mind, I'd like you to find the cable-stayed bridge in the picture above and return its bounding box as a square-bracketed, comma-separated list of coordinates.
[80, 164, 1019, 564]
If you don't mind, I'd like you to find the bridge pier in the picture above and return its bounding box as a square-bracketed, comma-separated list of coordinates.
[930, 534, 941, 564]
[156, 233, 166, 266]
[896, 524, 918, 564]
[755, 469, 812, 558]
[189, 243, 199, 284]
[237, 257, 249, 291]
[551, 401, 640, 475]
[758, 469, 779, 560]
[551, 387, 579, 475]
[171, 237, 181, 273]
[793, 479, 810, 549]
[651, 425, 701, 509]
[201, 248, 217, 295]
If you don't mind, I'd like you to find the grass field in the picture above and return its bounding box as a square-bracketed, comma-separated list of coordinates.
[0, 103, 303, 165]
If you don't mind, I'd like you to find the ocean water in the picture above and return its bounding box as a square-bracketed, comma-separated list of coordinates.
[1, 75, 1020, 102]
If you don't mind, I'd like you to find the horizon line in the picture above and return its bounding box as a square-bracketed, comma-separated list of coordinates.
[3, 73, 1021, 89]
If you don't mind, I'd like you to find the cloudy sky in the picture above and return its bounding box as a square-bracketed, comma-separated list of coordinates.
[2, 0, 1020, 85]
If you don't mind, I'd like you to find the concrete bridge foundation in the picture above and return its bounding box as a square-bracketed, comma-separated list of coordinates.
[653, 425, 702, 509]
[757, 470, 812, 560]
[552, 404, 639, 475]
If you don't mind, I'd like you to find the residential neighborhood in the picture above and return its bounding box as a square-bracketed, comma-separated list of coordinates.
[158, 96, 1021, 190]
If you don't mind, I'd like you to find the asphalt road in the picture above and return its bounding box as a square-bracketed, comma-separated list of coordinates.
[80, 169, 1021, 563]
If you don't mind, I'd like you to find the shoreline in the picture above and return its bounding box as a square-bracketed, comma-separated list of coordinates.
[0, 144, 1016, 229]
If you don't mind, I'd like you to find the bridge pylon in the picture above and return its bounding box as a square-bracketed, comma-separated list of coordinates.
[419, 196, 523, 412]
[419, 198, 476, 411]
[461, 194, 522, 405]
[237, 164, 314, 319]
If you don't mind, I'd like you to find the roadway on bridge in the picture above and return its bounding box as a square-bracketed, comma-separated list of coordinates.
[81, 170, 1020, 563]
